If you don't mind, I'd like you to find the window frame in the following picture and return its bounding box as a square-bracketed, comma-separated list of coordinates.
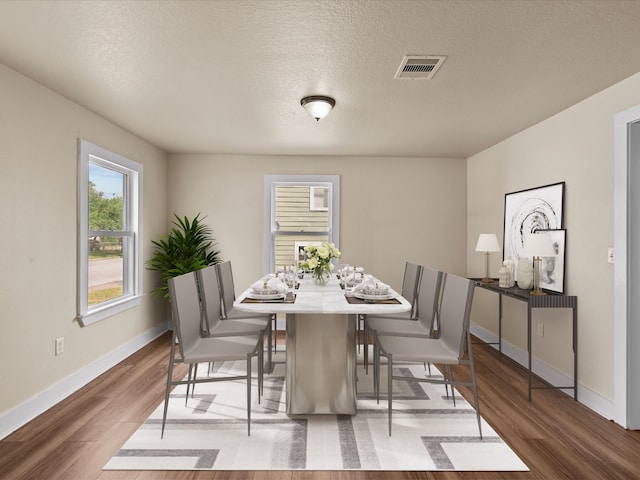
[263, 175, 340, 274]
[77, 139, 143, 326]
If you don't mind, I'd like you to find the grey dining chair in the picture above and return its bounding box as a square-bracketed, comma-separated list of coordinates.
[369, 267, 444, 393]
[162, 271, 261, 438]
[376, 274, 481, 438]
[196, 265, 268, 378]
[217, 261, 276, 365]
[363, 261, 424, 373]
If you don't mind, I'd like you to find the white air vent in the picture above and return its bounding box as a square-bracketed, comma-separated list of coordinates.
[394, 55, 447, 80]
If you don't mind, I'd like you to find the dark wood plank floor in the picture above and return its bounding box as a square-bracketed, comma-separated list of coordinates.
[1, 331, 639, 480]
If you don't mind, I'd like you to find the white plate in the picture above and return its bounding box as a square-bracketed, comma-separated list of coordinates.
[246, 292, 285, 300]
[353, 292, 395, 301]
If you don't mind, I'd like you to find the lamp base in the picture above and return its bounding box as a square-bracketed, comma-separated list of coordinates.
[530, 288, 547, 296]
[481, 277, 495, 284]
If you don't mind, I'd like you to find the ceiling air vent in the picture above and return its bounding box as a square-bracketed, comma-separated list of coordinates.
[394, 55, 447, 80]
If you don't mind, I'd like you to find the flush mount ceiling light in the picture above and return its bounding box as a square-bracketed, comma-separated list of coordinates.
[301, 96, 336, 121]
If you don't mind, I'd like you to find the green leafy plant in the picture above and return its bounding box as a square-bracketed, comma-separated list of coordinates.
[146, 213, 221, 298]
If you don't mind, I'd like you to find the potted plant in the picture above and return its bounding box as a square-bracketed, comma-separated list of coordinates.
[146, 213, 221, 298]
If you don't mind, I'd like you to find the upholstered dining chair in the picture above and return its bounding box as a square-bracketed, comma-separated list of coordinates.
[162, 271, 261, 438]
[368, 267, 444, 393]
[196, 265, 268, 379]
[363, 261, 424, 373]
[375, 274, 481, 438]
[216, 261, 276, 363]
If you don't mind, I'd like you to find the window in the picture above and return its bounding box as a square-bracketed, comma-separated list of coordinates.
[263, 175, 340, 273]
[78, 139, 143, 326]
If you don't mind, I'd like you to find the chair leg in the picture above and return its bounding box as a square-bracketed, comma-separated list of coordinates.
[185, 364, 193, 405]
[364, 321, 369, 374]
[267, 317, 273, 373]
[246, 352, 252, 436]
[448, 365, 456, 406]
[191, 363, 199, 399]
[467, 332, 483, 439]
[356, 314, 361, 354]
[272, 315, 278, 354]
[387, 353, 393, 436]
[374, 337, 380, 403]
[441, 364, 450, 399]
[258, 337, 264, 401]
[161, 339, 177, 439]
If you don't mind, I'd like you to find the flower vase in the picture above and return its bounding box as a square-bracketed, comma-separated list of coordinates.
[313, 268, 331, 285]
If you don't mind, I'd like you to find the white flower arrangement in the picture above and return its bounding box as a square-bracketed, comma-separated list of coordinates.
[300, 242, 341, 282]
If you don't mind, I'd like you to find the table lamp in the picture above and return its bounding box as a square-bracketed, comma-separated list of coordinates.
[475, 233, 501, 283]
[521, 232, 557, 295]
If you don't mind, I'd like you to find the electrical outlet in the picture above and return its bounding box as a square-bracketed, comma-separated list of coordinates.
[608, 247, 614, 264]
[55, 337, 64, 356]
[537, 324, 544, 337]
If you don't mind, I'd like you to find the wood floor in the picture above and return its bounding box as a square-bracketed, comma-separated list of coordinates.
[1, 331, 639, 480]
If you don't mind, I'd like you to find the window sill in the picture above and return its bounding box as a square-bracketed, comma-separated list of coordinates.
[78, 294, 144, 327]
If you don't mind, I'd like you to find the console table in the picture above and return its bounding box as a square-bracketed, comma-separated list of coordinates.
[471, 279, 578, 401]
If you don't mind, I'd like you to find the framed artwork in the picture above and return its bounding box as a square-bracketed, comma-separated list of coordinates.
[503, 182, 565, 278]
[535, 229, 566, 294]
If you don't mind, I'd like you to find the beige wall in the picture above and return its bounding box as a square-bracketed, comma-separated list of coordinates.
[167, 154, 468, 293]
[467, 72, 640, 402]
[0, 65, 169, 416]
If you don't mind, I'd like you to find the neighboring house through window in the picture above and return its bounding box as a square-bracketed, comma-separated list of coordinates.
[309, 186, 329, 211]
[77, 139, 143, 326]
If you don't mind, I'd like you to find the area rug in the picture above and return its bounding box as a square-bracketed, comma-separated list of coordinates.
[104, 353, 528, 471]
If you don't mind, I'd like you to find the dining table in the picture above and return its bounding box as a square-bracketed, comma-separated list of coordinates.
[234, 272, 411, 416]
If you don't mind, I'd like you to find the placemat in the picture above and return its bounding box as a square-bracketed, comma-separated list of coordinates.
[345, 295, 401, 305]
[241, 295, 296, 304]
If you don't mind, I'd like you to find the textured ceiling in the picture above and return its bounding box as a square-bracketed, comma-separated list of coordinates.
[2, 0, 640, 158]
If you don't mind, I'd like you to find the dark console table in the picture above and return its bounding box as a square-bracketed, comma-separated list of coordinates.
[471, 279, 578, 401]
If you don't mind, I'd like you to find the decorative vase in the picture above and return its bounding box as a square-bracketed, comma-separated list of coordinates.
[313, 268, 331, 285]
[517, 257, 534, 290]
[504, 257, 515, 288]
[498, 266, 510, 288]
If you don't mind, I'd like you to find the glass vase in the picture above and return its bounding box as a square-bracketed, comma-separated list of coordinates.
[313, 268, 331, 285]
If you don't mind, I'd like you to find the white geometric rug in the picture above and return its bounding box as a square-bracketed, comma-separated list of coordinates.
[104, 353, 528, 471]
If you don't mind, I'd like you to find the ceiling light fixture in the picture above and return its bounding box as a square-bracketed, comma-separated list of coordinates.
[301, 96, 335, 121]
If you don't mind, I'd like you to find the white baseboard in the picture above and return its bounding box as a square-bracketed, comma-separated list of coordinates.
[0, 322, 170, 440]
[470, 324, 614, 421]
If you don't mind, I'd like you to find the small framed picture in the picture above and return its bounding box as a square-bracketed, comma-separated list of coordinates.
[535, 229, 566, 294]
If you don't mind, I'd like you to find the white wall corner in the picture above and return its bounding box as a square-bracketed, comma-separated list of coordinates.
[470, 324, 613, 421]
[0, 321, 170, 440]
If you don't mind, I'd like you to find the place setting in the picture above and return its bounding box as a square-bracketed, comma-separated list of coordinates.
[341, 269, 401, 305]
[241, 267, 298, 304]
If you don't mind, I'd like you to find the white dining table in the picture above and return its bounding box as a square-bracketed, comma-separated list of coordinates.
[234, 274, 411, 415]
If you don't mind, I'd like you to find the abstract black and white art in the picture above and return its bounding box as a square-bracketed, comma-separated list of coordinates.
[503, 182, 565, 279]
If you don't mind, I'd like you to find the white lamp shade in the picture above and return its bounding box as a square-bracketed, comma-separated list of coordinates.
[475, 233, 500, 252]
[301, 96, 335, 120]
[521, 232, 557, 257]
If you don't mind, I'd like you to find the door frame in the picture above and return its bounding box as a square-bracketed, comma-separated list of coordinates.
[613, 103, 640, 428]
